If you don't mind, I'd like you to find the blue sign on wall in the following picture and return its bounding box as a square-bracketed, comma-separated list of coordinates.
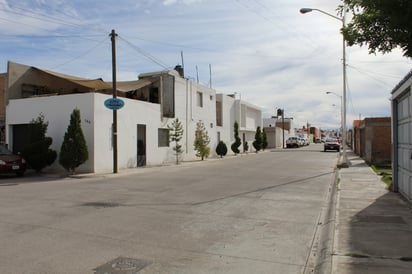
[104, 98, 125, 110]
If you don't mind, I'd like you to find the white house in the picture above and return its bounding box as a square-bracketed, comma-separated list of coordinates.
[263, 117, 293, 148]
[5, 61, 262, 173]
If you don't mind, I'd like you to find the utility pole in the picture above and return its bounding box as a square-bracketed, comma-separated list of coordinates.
[277, 108, 285, 149]
[110, 29, 118, 173]
[282, 110, 285, 149]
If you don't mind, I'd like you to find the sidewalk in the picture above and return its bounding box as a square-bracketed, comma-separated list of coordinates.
[332, 151, 412, 274]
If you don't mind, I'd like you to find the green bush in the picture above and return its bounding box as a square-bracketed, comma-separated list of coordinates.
[22, 114, 57, 173]
[216, 141, 228, 158]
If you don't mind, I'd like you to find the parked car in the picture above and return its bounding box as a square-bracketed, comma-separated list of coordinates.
[324, 138, 340, 152]
[315, 138, 322, 143]
[302, 138, 309, 146]
[0, 145, 27, 176]
[286, 137, 300, 148]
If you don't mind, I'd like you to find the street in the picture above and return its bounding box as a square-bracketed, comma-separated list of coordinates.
[0, 144, 339, 274]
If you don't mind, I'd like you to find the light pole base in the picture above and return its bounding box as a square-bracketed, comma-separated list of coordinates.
[337, 151, 349, 168]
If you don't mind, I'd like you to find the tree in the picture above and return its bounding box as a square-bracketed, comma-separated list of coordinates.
[215, 141, 228, 158]
[262, 128, 268, 150]
[22, 113, 57, 173]
[194, 120, 210, 160]
[252, 126, 262, 152]
[339, 0, 412, 57]
[231, 121, 241, 154]
[168, 118, 184, 164]
[59, 109, 88, 173]
[243, 141, 249, 153]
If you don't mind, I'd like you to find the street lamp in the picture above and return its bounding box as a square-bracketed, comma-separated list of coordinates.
[326, 91, 343, 141]
[300, 7, 348, 167]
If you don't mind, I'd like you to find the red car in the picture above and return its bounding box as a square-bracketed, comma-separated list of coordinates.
[0, 145, 27, 176]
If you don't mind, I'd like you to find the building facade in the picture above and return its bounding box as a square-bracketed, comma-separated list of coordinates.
[5, 61, 262, 173]
[352, 117, 391, 165]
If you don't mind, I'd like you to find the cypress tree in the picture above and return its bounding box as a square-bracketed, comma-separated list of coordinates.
[252, 126, 262, 152]
[231, 121, 241, 154]
[168, 118, 184, 164]
[194, 120, 210, 160]
[59, 109, 88, 173]
[262, 128, 268, 150]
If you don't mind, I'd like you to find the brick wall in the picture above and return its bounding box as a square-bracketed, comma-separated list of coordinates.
[353, 117, 391, 165]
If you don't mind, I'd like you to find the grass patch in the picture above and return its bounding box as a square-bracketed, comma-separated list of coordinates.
[344, 253, 370, 258]
[400, 257, 412, 262]
[370, 164, 392, 189]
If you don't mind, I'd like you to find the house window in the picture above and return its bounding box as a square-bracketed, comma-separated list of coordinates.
[158, 128, 169, 147]
[149, 87, 159, 103]
[162, 75, 175, 118]
[197, 91, 203, 107]
[216, 100, 222, 126]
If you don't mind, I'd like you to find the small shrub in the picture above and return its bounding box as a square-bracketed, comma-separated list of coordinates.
[22, 114, 57, 173]
[216, 141, 228, 158]
[194, 121, 210, 160]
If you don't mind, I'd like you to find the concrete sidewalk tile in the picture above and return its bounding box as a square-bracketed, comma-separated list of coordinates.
[333, 256, 412, 274]
[333, 151, 412, 273]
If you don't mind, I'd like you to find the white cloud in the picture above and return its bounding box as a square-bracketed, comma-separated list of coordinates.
[162, 0, 201, 6]
[1, 0, 410, 130]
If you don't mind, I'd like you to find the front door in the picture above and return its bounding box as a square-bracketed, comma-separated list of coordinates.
[137, 124, 146, 167]
[12, 124, 29, 154]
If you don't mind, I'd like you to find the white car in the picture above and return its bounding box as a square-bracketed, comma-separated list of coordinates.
[286, 137, 300, 148]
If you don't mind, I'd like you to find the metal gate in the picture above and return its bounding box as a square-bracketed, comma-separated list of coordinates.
[394, 91, 412, 202]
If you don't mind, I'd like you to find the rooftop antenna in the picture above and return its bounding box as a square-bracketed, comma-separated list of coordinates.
[180, 51, 184, 69]
[196, 65, 199, 83]
[209, 64, 212, 88]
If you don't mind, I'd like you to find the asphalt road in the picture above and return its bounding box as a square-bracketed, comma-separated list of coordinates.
[0, 144, 339, 274]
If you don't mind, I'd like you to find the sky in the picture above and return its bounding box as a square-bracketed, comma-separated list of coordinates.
[1, 0, 411, 129]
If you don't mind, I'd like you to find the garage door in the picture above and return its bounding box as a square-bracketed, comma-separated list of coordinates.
[395, 92, 412, 202]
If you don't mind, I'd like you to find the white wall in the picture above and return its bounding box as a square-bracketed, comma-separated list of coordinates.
[93, 93, 168, 173]
[6, 69, 263, 173]
[6, 94, 95, 172]
[181, 79, 218, 159]
[216, 94, 236, 153]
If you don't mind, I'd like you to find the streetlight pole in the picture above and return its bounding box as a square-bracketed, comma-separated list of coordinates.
[300, 7, 348, 167]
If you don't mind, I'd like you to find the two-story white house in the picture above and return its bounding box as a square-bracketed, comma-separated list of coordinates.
[4, 61, 262, 173]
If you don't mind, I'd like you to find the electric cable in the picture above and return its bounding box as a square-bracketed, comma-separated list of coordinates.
[49, 36, 109, 70]
[117, 35, 169, 69]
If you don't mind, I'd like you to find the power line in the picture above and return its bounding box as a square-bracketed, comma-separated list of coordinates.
[0, 4, 107, 35]
[232, 0, 322, 51]
[49, 37, 109, 70]
[347, 64, 394, 89]
[117, 35, 169, 69]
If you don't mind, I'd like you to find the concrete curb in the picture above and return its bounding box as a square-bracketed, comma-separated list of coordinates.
[304, 166, 339, 273]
